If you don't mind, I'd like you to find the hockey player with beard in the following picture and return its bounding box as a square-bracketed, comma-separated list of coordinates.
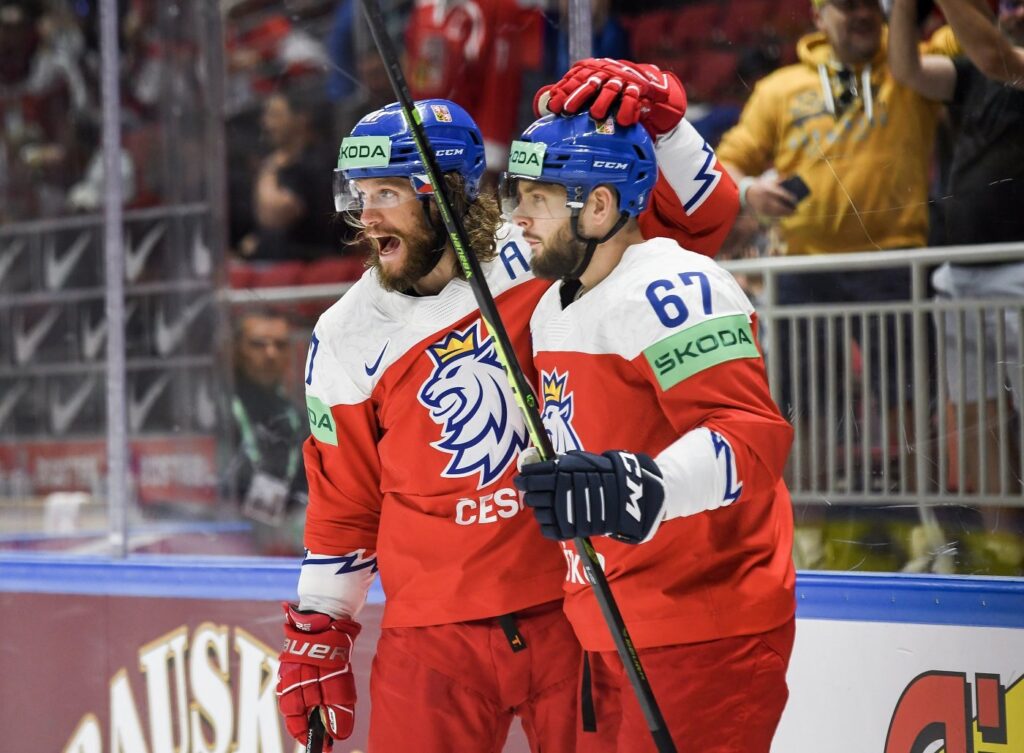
[276, 79, 737, 751]
[507, 110, 796, 752]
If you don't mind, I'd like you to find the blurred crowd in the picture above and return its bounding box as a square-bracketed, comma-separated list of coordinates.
[1, 0, 1022, 568]
[0, 0, 216, 219]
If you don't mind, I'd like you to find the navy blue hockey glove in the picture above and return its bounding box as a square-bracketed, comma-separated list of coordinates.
[515, 450, 665, 544]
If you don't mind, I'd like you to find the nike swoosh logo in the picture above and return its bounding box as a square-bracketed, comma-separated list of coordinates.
[192, 224, 212, 277]
[50, 375, 98, 434]
[129, 373, 172, 432]
[154, 296, 210, 356]
[13, 307, 62, 365]
[81, 311, 108, 361]
[0, 239, 26, 287]
[125, 223, 166, 283]
[0, 382, 28, 429]
[43, 232, 91, 291]
[364, 342, 390, 376]
[81, 303, 137, 361]
[196, 376, 217, 430]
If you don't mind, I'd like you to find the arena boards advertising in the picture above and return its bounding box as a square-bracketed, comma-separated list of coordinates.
[0, 558, 1020, 753]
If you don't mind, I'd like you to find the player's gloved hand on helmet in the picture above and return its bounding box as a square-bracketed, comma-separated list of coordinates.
[514, 449, 666, 544]
[534, 58, 687, 138]
[276, 604, 362, 750]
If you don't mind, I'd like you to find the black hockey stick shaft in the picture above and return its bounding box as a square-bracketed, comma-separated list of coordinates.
[359, 2, 675, 750]
[306, 710, 326, 753]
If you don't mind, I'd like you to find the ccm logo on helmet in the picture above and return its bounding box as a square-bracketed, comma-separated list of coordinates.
[594, 160, 628, 170]
[339, 143, 388, 161]
[435, 148, 465, 157]
[282, 638, 350, 662]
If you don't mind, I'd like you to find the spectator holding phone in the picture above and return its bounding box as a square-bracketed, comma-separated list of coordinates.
[716, 0, 961, 545]
[719, 0, 953, 255]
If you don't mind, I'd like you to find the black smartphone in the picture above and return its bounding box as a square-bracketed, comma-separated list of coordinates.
[779, 175, 811, 204]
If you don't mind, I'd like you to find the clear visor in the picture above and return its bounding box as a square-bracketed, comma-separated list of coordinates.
[498, 174, 577, 222]
[333, 171, 433, 213]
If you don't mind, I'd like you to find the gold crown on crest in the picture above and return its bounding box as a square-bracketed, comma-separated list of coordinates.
[542, 371, 569, 404]
[429, 327, 478, 364]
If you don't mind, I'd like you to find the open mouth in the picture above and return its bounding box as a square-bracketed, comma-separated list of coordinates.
[376, 235, 401, 257]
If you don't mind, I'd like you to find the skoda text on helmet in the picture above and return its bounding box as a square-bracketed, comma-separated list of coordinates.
[502, 113, 657, 216]
[501, 113, 657, 278]
[334, 99, 486, 213]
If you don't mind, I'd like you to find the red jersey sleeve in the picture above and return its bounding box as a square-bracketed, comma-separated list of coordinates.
[302, 331, 384, 556]
[639, 329, 793, 508]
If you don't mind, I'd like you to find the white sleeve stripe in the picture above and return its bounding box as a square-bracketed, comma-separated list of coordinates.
[654, 119, 723, 216]
[655, 427, 741, 520]
[298, 550, 377, 621]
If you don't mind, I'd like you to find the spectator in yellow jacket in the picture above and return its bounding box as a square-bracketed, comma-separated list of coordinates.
[718, 0, 959, 543]
[718, 1, 951, 255]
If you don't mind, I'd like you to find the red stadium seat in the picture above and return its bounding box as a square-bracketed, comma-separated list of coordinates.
[672, 2, 726, 45]
[653, 55, 693, 85]
[719, 0, 778, 43]
[228, 257, 364, 289]
[626, 3, 725, 70]
[228, 256, 364, 321]
[683, 48, 739, 101]
[626, 10, 684, 71]
[774, 0, 815, 36]
[228, 260, 308, 289]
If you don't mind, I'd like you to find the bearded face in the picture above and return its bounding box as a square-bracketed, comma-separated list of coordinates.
[365, 208, 443, 292]
[526, 219, 588, 281]
[352, 177, 443, 292]
[507, 179, 587, 281]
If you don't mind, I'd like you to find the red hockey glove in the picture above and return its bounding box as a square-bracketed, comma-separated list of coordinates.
[276, 604, 361, 750]
[534, 58, 687, 138]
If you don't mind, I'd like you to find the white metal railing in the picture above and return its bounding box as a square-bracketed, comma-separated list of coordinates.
[722, 241, 1024, 509]
[220, 242, 1024, 512]
[222, 281, 354, 305]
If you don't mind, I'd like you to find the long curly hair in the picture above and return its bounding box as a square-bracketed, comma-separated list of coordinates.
[345, 173, 503, 273]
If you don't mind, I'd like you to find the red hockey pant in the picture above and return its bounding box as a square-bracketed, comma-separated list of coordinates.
[581, 617, 796, 753]
[368, 600, 580, 753]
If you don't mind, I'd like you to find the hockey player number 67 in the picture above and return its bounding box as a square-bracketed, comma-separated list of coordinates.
[645, 271, 713, 328]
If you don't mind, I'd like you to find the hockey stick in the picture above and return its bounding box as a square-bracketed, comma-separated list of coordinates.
[358, 2, 676, 750]
[306, 710, 326, 753]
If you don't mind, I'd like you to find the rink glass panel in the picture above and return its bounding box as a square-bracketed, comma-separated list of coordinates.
[0, 1, 229, 556]
[1, 0, 1022, 574]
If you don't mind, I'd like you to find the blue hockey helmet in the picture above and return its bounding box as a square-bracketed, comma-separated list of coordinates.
[501, 113, 657, 219]
[334, 99, 486, 212]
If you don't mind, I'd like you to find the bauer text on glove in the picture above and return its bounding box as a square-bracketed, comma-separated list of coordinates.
[276, 604, 361, 749]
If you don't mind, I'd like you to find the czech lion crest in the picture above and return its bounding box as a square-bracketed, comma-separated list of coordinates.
[541, 369, 582, 453]
[419, 322, 528, 488]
